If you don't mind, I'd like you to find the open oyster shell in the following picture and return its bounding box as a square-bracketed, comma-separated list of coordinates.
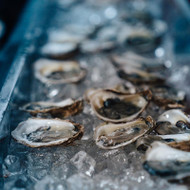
[150, 85, 185, 109]
[21, 98, 83, 118]
[41, 42, 78, 59]
[143, 142, 190, 178]
[34, 59, 86, 85]
[117, 65, 165, 85]
[111, 52, 165, 72]
[94, 116, 154, 149]
[11, 118, 84, 147]
[155, 109, 190, 135]
[85, 88, 152, 123]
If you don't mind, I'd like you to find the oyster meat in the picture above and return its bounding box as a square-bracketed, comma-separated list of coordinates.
[143, 142, 190, 178]
[155, 109, 190, 135]
[21, 98, 83, 118]
[34, 59, 86, 84]
[94, 116, 154, 149]
[11, 118, 84, 147]
[85, 88, 152, 123]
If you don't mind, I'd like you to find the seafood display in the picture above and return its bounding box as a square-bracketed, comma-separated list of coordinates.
[3, 0, 190, 189]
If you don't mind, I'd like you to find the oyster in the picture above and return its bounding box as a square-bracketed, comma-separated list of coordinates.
[113, 82, 136, 94]
[151, 84, 185, 109]
[48, 31, 86, 44]
[94, 116, 154, 149]
[80, 40, 115, 53]
[34, 59, 86, 85]
[125, 29, 160, 53]
[143, 142, 190, 178]
[117, 65, 165, 84]
[41, 42, 78, 59]
[85, 88, 152, 123]
[21, 98, 83, 118]
[11, 118, 84, 147]
[155, 109, 190, 135]
[111, 52, 165, 72]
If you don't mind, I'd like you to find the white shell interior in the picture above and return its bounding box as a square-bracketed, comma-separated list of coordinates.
[157, 109, 190, 125]
[11, 118, 77, 147]
[145, 142, 190, 162]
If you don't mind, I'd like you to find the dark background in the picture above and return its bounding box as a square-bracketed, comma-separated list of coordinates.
[0, 0, 27, 49]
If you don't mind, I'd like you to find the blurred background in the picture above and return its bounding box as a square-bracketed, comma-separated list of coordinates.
[0, 0, 190, 91]
[0, 0, 27, 89]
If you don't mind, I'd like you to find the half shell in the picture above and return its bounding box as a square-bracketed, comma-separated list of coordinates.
[21, 98, 83, 118]
[151, 85, 185, 109]
[86, 88, 152, 123]
[41, 42, 78, 59]
[11, 118, 84, 147]
[143, 142, 190, 178]
[94, 116, 154, 149]
[155, 109, 190, 135]
[34, 59, 86, 85]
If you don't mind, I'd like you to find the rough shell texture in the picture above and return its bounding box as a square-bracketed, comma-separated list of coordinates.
[11, 118, 84, 148]
[21, 98, 83, 118]
[94, 116, 155, 149]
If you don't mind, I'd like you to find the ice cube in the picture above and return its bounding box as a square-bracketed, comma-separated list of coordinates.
[67, 173, 94, 190]
[70, 151, 96, 177]
[3, 155, 23, 177]
[106, 153, 128, 175]
[34, 176, 66, 190]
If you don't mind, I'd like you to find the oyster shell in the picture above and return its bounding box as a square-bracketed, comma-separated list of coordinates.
[155, 109, 190, 135]
[11, 118, 84, 147]
[168, 140, 190, 152]
[117, 65, 165, 84]
[136, 133, 190, 152]
[113, 82, 136, 94]
[111, 52, 165, 72]
[80, 40, 115, 53]
[34, 59, 86, 85]
[48, 31, 86, 44]
[85, 88, 152, 123]
[143, 142, 190, 178]
[41, 42, 78, 59]
[94, 116, 154, 149]
[21, 98, 83, 118]
[151, 85, 185, 109]
[125, 29, 160, 53]
[136, 135, 164, 152]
